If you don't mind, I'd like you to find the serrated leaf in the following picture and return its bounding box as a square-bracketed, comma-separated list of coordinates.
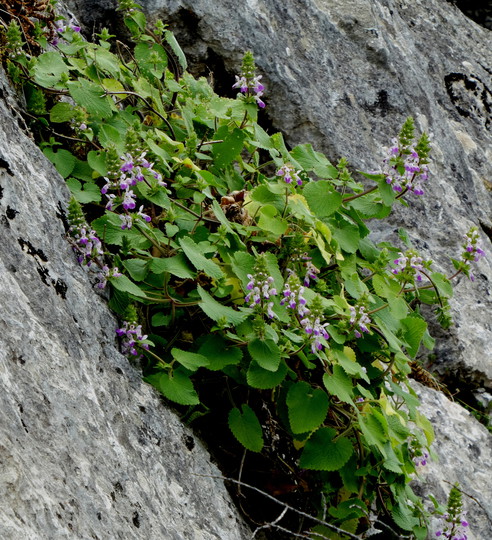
[246, 360, 288, 389]
[164, 30, 187, 70]
[228, 405, 263, 452]
[50, 102, 75, 123]
[92, 213, 151, 249]
[135, 42, 167, 78]
[401, 316, 427, 358]
[109, 275, 147, 298]
[197, 285, 248, 327]
[247, 338, 281, 372]
[323, 365, 354, 404]
[179, 236, 223, 279]
[122, 258, 149, 281]
[67, 79, 114, 119]
[198, 335, 242, 371]
[391, 502, 420, 531]
[358, 407, 388, 455]
[144, 369, 199, 405]
[303, 181, 342, 218]
[299, 427, 353, 471]
[286, 382, 329, 434]
[150, 254, 195, 279]
[211, 126, 247, 169]
[171, 348, 209, 372]
[33, 52, 68, 87]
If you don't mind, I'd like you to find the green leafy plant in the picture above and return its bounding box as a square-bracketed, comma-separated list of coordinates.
[1, 2, 484, 537]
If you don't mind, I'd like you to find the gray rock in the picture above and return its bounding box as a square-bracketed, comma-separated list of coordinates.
[411, 381, 492, 540]
[0, 68, 250, 540]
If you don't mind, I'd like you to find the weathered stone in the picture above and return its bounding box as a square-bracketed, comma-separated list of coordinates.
[411, 381, 492, 540]
[0, 68, 250, 540]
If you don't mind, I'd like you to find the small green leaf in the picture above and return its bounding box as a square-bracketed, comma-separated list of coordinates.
[303, 181, 342, 218]
[171, 348, 209, 372]
[246, 360, 288, 389]
[134, 42, 167, 78]
[87, 150, 108, 176]
[332, 221, 360, 253]
[247, 338, 281, 372]
[179, 236, 223, 279]
[286, 382, 329, 434]
[145, 369, 199, 405]
[228, 405, 263, 452]
[299, 427, 353, 471]
[257, 205, 289, 236]
[197, 285, 248, 327]
[290, 144, 338, 178]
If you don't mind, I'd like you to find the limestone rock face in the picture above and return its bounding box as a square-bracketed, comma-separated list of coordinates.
[0, 69, 250, 540]
[411, 381, 492, 540]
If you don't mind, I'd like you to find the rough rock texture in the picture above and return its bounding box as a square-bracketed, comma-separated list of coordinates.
[411, 381, 492, 540]
[0, 69, 250, 540]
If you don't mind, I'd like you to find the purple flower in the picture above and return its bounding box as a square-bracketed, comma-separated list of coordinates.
[281, 273, 309, 317]
[391, 249, 428, 282]
[381, 140, 429, 195]
[137, 205, 151, 223]
[349, 305, 371, 338]
[460, 227, 485, 281]
[276, 164, 302, 186]
[122, 189, 136, 210]
[116, 321, 150, 358]
[244, 257, 278, 316]
[120, 214, 133, 230]
[96, 265, 122, 289]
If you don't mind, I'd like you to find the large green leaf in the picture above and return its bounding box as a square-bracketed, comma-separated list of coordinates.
[92, 213, 151, 249]
[228, 405, 263, 452]
[150, 254, 195, 279]
[286, 382, 329, 434]
[401, 315, 427, 358]
[247, 338, 281, 372]
[211, 126, 247, 169]
[134, 42, 167, 78]
[109, 275, 147, 298]
[43, 148, 76, 178]
[197, 285, 248, 327]
[323, 365, 354, 404]
[144, 369, 199, 405]
[164, 30, 187, 70]
[50, 102, 75, 123]
[179, 236, 223, 279]
[67, 79, 114, 119]
[33, 52, 68, 87]
[66, 178, 101, 203]
[303, 181, 342, 218]
[198, 335, 242, 371]
[299, 428, 353, 471]
[122, 258, 149, 282]
[246, 360, 288, 389]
